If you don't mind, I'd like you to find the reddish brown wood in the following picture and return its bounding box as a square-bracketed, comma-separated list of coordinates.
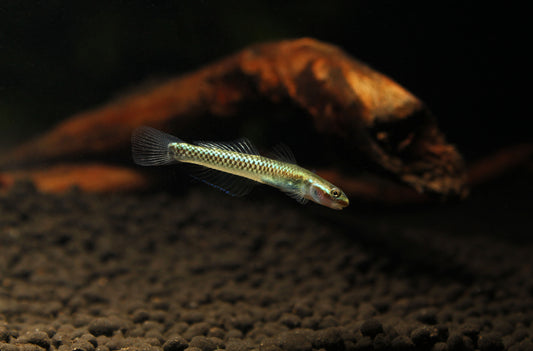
[0, 38, 469, 199]
[0, 164, 149, 193]
[467, 143, 533, 186]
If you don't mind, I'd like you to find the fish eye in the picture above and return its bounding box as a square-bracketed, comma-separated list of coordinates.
[331, 188, 340, 198]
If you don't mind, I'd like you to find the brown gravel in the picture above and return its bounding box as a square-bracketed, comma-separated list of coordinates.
[0, 176, 532, 351]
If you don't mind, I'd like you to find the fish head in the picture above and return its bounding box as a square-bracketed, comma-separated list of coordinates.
[309, 180, 349, 210]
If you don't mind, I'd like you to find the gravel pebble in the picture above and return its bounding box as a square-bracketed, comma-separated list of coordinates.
[17, 344, 46, 351]
[415, 308, 438, 325]
[354, 336, 373, 351]
[411, 326, 439, 348]
[0, 328, 9, 343]
[225, 339, 252, 351]
[391, 335, 415, 351]
[0, 343, 19, 351]
[432, 342, 448, 351]
[183, 323, 210, 340]
[360, 319, 383, 338]
[277, 331, 312, 351]
[88, 318, 121, 337]
[132, 310, 150, 323]
[478, 333, 504, 351]
[279, 314, 301, 329]
[188, 336, 219, 351]
[373, 333, 390, 350]
[311, 327, 344, 350]
[17, 331, 51, 350]
[447, 333, 474, 351]
[163, 336, 188, 351]
[71, 339, 95, 351]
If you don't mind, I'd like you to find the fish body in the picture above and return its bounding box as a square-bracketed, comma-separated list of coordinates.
[132, 127, 349, 210]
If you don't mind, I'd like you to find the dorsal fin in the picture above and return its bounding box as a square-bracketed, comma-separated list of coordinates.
[194, 138, 259, 155]
[270, 143, 297, 164]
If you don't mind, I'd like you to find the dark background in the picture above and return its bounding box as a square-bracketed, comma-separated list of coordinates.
[0, 1, 528, 160]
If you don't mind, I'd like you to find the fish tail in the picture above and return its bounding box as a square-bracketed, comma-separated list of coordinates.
[131, 126, 183, 166]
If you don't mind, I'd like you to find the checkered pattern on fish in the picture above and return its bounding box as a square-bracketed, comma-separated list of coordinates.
[172, 143, 298, 180]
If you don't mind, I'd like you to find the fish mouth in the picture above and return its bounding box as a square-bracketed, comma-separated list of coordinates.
[338, 197, 350, 209]
[330, 198, 349, 210]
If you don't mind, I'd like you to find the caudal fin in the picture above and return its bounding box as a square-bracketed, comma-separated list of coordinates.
[131, 126, 182, 166]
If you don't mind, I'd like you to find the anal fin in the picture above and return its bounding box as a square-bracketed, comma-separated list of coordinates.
[187, 165, 256, 197]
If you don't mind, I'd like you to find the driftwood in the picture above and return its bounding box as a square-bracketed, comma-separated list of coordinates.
[0, 164, 148, 193]
[0, 38, 475, 201]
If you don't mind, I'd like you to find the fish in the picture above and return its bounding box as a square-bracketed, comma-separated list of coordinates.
[131, 126, 349, 210]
